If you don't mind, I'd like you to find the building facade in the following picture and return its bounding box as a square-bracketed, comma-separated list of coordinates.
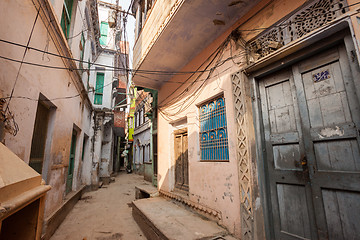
[0, 0, 95, 237]
[87, 0, 129, 186]
[132, 90, 152, 180]
[131, 0, 360, 239]
[0, 0, 127, 238]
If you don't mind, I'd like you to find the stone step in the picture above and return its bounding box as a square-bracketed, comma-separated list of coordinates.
[132, 197, 237, 240]
[135, 183, 159, 199]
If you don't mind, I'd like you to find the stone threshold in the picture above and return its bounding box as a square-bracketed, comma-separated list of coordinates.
[132, 197, 237, 240]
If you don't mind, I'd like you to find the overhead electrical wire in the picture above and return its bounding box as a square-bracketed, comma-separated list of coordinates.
[0, 79, 114, 102]
[1, 0, 358, 134]
[1, 0, 358, 78]
[0, 1, 358, 108]
[156, 1, 360, 118]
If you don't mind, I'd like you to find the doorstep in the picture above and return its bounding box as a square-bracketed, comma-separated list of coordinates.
[135, 182, 158, 199]
[132, 197, 237, 240]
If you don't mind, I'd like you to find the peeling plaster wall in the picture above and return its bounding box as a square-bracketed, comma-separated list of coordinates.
[91, 111, 104, 186]
[155, 0, 330, 237]
[158, 46, 242, 236]
[0, 0, 93, 219]
[132, 123, 151, 175]
[81, 110, 93, 186]
[99, 120, 114, 178]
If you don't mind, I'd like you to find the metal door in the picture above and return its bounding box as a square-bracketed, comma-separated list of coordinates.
[66, 130, 77, 194]
[258, 44, 360, 239]
[174, 128, 189, 191]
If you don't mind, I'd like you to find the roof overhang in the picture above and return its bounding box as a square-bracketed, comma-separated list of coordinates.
[132, 0, 261, 90]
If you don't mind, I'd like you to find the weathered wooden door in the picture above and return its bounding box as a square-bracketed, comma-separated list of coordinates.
[66, 130, 77, 194]
[174, 128, 189, 191]
[259, 44, 360, 239]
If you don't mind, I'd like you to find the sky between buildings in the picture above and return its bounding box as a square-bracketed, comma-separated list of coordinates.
[103, 0, 135, 69]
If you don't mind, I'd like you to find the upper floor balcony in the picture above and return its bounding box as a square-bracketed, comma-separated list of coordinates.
[131, 0, 261, 90]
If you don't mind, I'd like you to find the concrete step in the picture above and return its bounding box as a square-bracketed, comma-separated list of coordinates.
[132, 197, 237, 240]
[135, 183, 159, 199]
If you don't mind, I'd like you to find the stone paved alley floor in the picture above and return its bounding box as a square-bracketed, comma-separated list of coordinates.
[50, 173, 147, 240]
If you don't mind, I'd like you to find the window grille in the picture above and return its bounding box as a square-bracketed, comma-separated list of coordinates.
[199, 96, 229, 161]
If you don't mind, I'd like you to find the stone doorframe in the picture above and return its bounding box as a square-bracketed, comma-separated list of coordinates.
[231, 14, 360, 240]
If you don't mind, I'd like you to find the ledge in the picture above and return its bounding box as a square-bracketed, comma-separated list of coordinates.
[0, 185, 51, 221]
[41, 185, 86, 240]
[159, 189, 222, 222]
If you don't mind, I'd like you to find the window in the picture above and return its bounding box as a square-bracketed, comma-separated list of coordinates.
[136, 112, 139, 127]
[147, 144, 151, 162]
[99, 22, 108, 46]
[81, 135, 88, 161]
[199, 96, 229, 161]
[142, 145, 145, 163]
[144, 106, 148, 122]
[86, 59, 90, 90]
[60, 0, 74, 39]
[94, 73, 104, 105]
[140, 108, 144, 125]
[79, 32, 85, 70]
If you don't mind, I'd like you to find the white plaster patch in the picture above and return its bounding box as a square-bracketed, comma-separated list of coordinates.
[194, 232, 205, 237]
[255, 197, 261, 210]
[318, 126, 344, 139]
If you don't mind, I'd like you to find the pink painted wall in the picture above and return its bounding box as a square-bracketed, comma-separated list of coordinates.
[0, 0, 92, 218]
[157, 40, 243, 235]
[154, 0, 360, 237]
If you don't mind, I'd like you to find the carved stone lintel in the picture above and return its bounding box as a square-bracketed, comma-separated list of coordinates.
[248, 0, 348, 62]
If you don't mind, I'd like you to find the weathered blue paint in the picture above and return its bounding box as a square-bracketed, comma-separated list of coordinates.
[313, 69, 330, 82]
[199, 96, 229, 161]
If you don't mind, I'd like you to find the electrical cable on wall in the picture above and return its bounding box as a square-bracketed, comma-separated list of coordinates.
[2, 6, 41, 136]
[0, 1, 358, 114]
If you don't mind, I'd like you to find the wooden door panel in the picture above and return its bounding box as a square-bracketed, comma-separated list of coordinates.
[322, 189, 360, 239]
[296, 45, 360, 239]
[273, 144, 302, 170]
[183, 133, 189, 187]
[312, 172, 360, 191]
[174, 129, 189, 191]
[314, 139, 360, 171]
[259, 68, 316, 239]
[277, 183, 312, 240]
[302, 61, 353, 128]
[175, 135, 183, 188]
[271, 131, 299, 144]
[266, 80, 297, 134]
[258, 42, 360, 239]
[66, 131, 76, 194]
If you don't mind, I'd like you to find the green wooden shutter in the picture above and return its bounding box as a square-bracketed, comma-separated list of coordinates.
[99, 22, 108, 46]
[60, 0, 73, 38]
[94, 73, 104, 105]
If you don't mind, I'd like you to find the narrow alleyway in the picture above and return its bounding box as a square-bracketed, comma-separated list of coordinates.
[50, 173, 147, 240]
